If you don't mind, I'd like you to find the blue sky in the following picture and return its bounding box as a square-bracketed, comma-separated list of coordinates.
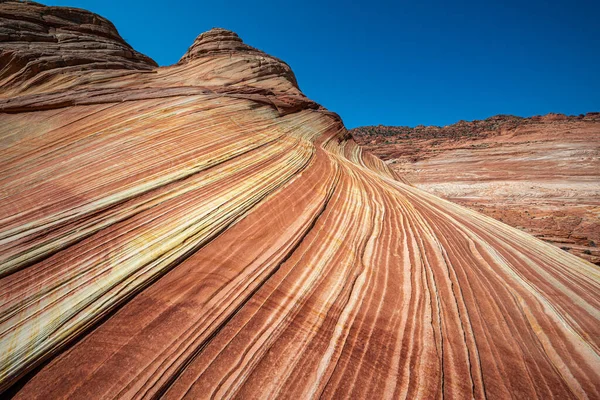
[45, 0, 599, 128]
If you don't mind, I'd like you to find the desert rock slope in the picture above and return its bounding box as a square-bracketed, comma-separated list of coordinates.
[352, 114, 600, 265]
[1, 2, 599, 399]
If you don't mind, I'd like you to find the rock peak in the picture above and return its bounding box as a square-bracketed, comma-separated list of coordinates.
[203, 27, 241, 38]
[194, 28, 245, 47]
[179, 27, 263, 63]
[178, 27, 300, 88]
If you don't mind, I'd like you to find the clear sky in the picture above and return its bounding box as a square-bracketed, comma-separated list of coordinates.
[44, 0, 599, 128]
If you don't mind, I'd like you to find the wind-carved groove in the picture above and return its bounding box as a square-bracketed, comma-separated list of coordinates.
[156, 162, 339, 399]
[1, 2, 599, 399]
[0, 127, 290, 278]
[314, 170, 379, 398]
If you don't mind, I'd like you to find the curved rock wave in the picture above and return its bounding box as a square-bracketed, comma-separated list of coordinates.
[0, 2, 598, 398]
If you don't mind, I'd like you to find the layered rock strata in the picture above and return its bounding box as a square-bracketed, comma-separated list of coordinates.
[1, 2, 599, 399]
[352, 114, 600, 264]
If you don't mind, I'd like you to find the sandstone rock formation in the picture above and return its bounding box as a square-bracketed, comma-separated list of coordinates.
[352, 114, 600, 265]
[1, 2, 599, 399]
[0, 0, 156, 95]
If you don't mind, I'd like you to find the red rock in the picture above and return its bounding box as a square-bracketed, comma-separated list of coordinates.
[0, 0, 156, 94]
[1, 2, 599, 399]
[351, 114, 600, 264]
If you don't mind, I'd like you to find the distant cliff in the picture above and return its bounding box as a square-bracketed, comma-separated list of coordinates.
[352, 112, 599, 152]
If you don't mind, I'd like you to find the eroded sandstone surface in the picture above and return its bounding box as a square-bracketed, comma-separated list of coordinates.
[352, 114, 600, 265]
[1, 2, 599, 398]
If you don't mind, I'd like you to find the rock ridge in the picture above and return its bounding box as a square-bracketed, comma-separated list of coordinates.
[0, 3, 328, 122]
[352, 112, 600, 143]
[0, 0, 157, 91]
